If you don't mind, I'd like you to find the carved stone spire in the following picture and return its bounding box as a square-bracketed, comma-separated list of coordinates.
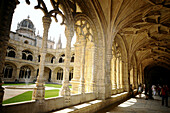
[56, 34, 62, 49]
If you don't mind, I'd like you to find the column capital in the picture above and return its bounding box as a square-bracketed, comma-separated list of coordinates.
[65, 26, 74, 40]
[42, 16, 51, 26]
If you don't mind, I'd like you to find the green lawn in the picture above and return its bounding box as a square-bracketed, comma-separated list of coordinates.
[3, 89, 59, 104]
[45, 84, 72, 88]
[3, 83, 72, 88]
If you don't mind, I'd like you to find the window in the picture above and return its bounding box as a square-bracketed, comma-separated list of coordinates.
[3, 64, 13, 78]
[19, 66, 31, 78]
[69, 69, 74, 81]
[6, 46, 15, 58]
[38, 55, 41, 62]
[22, 50, 33, 61]
[57, 68, 63, 80]
[59, 54, 65, 63]
[24, 40, 29, 44]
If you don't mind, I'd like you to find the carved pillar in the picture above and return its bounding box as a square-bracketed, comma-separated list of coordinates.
[105, 51, 112, 97]
[113, 57, 117, 89]
[133, 66, 137, 89]
[78, 36, 86, 94]
[15, 67, 20, 80]
[135, 67, 138, 87]
[120, 58, 123, 88]
[51, 69, 56, 83]
[91, 44, 96, 93]
[32, 16, 51, 102]
[116, 57, 120, 89]
[123, 62, 130, 92]
[59, 26, 73, 103]
[0, 0, 19, 106]
[71, 42, 82, 94]
[139, 64, 142, 84]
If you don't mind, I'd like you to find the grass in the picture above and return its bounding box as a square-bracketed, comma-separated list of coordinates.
[3, 89, 59, 104]
[3, 83, 72, 88]
[2, 83, 72, 104]
[45, 84, 72, 88]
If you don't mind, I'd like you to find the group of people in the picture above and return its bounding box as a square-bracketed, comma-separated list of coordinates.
[137, 84, 169, 107]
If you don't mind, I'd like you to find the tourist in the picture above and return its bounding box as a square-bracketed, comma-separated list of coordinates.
[138, 83, 142, 98]
[157, 84, 161, 96]
[152, 85, 157, 96]
[144, 84, 148, 100]
[161, 85, 169, 107]
[130, 84, 134, 98]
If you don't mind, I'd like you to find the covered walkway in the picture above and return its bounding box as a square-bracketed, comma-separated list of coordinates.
[97, 94, 170, 113]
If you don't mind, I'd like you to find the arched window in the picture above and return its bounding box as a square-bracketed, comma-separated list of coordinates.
[38, 55, 41, 62]
[19, 66, 31, 78]
[22, 50, 33, 61]
[3, 64, 13, 78]
[71, 54, 75, 62]
[69, 69, 74, 81]
[6, 46, 16, 58]
[57, 68, 63, 80]
[59, 54, 65, 63]
[51, 57, 55, 63]
[24, 40, 29, 44]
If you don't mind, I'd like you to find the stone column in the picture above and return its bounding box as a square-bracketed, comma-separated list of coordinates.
[116, 57, 120, 89]
[139, 64, 142, 84]
[15, 67, 20, 80]
[133, 66, 137, 89]
[91, 44, 96, 93]
[113, 57, 117, 89]
[120, 59, 123, 88]
[51, 69, 56, 83]
[32, 16, 51, 102]
[0, 0, 19, 106]
[78, 36, 86, 94]
[70, 43, 81, 94]
[59, 26, 74, 103]
[123, 62, 130, 92]
[105, 51, 113, 98]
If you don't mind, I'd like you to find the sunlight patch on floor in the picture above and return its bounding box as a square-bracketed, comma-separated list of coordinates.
[118, 98, 137, 107]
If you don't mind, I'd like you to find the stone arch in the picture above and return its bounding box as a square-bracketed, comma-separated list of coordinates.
[46, 53, 56, 64]
[22, 49, 33, 61]
[3, 62, 17, 79]
[44, 67, 52, 82]
[70, 53, 75, 62]
[6, 46, 16, 58]
[58, 53, 65, 63]
[113, 34, 129, 91]
[74, 13, 97, 44]
[19, 64, 35, 82]
[54, 67, 64, 84]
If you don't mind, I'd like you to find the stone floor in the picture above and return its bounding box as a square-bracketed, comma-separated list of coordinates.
[97, 94, 170, 113]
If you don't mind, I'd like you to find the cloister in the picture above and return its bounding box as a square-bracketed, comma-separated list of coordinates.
[0, 0, 170, 113]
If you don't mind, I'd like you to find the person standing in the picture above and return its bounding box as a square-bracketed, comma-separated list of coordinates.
[152, 85, 156, 96]
[138, 84, 142, 98]
[161, 85, 169, 107]
[157, 84, 161, 96]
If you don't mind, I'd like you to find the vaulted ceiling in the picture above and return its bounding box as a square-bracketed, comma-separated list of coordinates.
[90, 0, 170, 69]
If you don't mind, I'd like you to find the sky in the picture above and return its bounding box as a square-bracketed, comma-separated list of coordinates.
[11, 0, 76, 48]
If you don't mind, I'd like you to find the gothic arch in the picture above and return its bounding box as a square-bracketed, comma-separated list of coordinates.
[4, 62, 17, 79]
[74, 13, 98, 44]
